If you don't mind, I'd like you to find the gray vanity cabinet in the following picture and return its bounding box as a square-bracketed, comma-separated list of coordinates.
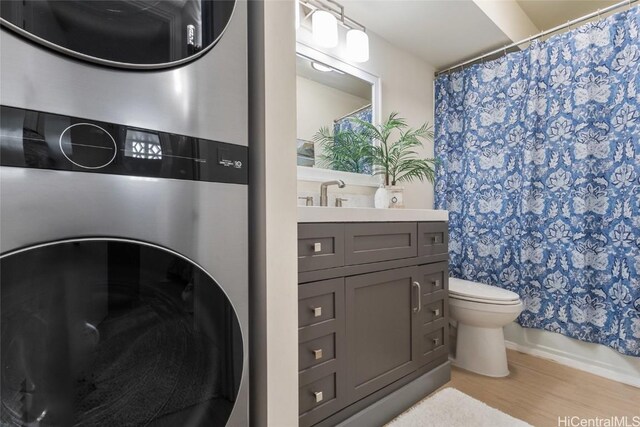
[298, 221, 449, 427]
[345, 267, 421, 402]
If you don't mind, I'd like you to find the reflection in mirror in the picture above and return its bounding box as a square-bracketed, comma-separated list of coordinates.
[296, 54, 373, 174]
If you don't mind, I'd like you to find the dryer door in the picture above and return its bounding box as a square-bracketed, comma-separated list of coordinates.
[0, 0, 236, 68]
[0, 239, 243, 427]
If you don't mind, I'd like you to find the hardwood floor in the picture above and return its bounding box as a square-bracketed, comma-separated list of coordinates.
[442, 349, 640, 427]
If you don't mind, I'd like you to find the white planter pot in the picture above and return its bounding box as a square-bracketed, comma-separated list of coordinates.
[386, 185, 405, 209]
[374, 186, 389, 209]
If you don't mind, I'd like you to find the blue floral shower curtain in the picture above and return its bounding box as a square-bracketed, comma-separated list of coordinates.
[333, 105, 373, 174]
[434, 7, 640, 356]
[333, 104, 373, 134]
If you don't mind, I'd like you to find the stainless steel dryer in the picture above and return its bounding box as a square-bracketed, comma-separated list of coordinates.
[0, 1, 248, 426]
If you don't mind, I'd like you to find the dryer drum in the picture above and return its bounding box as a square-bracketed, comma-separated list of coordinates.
[0, 0, 236, 69]
[0, 239, 243, 427]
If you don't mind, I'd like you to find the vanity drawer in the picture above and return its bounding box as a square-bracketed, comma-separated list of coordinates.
[299, 223, 345, 272]
[417, 261, 448, 294]
[345, 222, 417, 265]
[422, 326, 446, 357]
[421, 298, 446, 325]
[299, 372, 338, 417]
[299, 332, 336, 372]
[299, 278, 344, 328]
[418, 222, 448, 257]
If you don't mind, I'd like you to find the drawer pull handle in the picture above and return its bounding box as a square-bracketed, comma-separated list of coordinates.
[314, 391, 324, 403]
[412, 281, 422, 313]
[433, 337, 440, 346]
[431, 235, 440, 244]
[313, 242, 322, 253]
[313, 349, 323, 360]
[312, 306, 322, 317]
[432, 279, 441, 288]
[432, 308, 440, 317]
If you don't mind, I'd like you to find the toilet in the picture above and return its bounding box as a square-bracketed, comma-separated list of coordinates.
[448, 278, 523, 377]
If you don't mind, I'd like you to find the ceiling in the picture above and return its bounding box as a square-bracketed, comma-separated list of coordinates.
[340, 0, 627, 71]
[340, 0, 512, 70]
[516, 0, 619, 31]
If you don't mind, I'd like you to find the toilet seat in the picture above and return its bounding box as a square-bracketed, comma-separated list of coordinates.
[449, 278, 521, 305]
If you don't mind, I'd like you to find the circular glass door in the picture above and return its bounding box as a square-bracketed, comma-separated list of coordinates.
[0, 0, 236, 69]
[0, 239, 243, 426]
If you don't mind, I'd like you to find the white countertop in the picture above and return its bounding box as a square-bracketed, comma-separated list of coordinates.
[298, 206, 449, 223]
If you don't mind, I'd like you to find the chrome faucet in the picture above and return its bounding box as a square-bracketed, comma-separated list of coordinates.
[320, 180, 346, 206]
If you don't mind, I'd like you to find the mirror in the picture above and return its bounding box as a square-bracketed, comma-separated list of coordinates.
[296, 46, 378, 181]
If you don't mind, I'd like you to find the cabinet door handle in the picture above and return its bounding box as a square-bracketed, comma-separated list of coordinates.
[432, 308, 440, 317]
[312, 306, 322, 317]
[313, 349, 323, 360]
[412, 281, 422, 313]
[432, 279, 440, 288]
[313, 242, 322, 253]
[433, 337, 440, 346]
[431, 235, 440, 244]
[314, 391, 324, 403]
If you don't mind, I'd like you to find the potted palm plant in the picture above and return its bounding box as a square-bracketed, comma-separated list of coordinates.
[316, 112, 439, 207]
[313, 127, 372, 174]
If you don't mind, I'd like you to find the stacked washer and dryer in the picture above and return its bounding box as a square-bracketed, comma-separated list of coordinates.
[0, 1, 249, 425]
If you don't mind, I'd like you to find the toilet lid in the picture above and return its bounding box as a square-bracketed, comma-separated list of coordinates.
[449, 278, 521, 304]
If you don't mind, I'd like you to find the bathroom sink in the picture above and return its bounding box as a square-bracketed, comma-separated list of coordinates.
[297, 206, 448, 223]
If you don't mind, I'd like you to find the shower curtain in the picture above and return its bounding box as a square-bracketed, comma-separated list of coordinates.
[333, 105, 373, 174]
[434, 6, 640, 356]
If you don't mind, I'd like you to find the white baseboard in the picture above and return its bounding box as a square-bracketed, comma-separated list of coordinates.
[504, 339, 640, 388]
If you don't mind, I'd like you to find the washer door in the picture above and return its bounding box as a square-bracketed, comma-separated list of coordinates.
[0, 0, 236, 69]
[0, 239, 243, 427]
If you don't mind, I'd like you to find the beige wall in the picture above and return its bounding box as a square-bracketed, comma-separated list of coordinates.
[249, 1, 298, 426]
[297, 24, 438, 209]
[473, 0, 539, 42]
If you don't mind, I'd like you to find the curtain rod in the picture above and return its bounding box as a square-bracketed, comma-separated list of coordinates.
[334, 104, 372, 123]
[436, 0, 638, 77]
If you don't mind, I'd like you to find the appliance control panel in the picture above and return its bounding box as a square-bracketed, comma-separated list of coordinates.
[0, 105, 248, 185]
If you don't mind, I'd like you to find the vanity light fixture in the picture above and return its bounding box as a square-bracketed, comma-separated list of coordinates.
[299, 0, 369, 63]
[346, 29, 369, 62]
[312, 10, 338, 48]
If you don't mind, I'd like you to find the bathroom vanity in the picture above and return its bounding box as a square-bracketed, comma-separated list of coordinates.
[297, 207, 451, 426]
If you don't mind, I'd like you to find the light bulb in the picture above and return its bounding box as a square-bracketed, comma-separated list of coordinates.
[312, 10, 338, 48]
[346, 29, 369, 62]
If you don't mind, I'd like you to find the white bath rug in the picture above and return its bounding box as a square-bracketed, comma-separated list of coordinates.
[385, 387, 532, 427]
